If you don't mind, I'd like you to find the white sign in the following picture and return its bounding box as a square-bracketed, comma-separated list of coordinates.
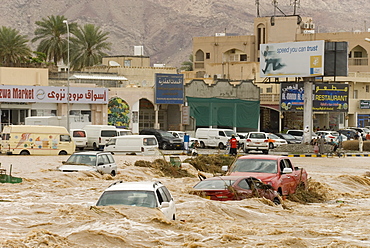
[182, 106, 190, 125]
[260, 40, 325, 78]
[0, 86, 108, 104]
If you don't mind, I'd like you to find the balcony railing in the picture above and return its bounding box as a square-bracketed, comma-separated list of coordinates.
[260, 94, 280, 104]
[348, 58, 368, 66]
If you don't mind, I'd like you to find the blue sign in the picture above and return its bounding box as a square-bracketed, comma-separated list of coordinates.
[280, 82, 304, 111]
[155, 73, 184, 104]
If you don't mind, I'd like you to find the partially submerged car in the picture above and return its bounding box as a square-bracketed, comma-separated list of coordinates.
[190, 176, 281, 204]
[58, 151, 117, 176]
[95, 181, 176, 220]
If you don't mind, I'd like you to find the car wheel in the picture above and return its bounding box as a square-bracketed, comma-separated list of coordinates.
[20, 150, 30, 155]
[269, 142, 274, 149]
[244, 149, 250, 153]
[162, 142, 168, 150]
[58, 150, 68, 155]
[273, 197, 281, 205]
[78, 147, 84, 151]
[110, 170, 116, 177]
[172, 214, 176, 220]
[199, 141, 205, 149]
[263, 149, 269, 154]
[218, 142, 225, 149]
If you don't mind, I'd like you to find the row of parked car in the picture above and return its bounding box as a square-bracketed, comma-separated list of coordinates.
[58, 151, 308, 220]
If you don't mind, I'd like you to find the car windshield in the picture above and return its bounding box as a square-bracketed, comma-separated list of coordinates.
[194, 179, 235, 190]
[159, 131, 176, 138]
[281, 134, 295, 139]
[101, 130, 117, 137]
[96, 190, 157, 208]
[65, 154, 97, 166]
[232, 159, 277, 173]
[268, 134, 279, 139]
[225, 131, 237, 137]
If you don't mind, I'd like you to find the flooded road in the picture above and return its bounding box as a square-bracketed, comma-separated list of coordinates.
[1, 155, 370, 247]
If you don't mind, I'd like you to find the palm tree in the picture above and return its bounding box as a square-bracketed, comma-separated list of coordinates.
[32, 15, 77, 65]
[70, 24, 111, 70]
[0, 26, 32, 66]
[180, 54, 193, 71]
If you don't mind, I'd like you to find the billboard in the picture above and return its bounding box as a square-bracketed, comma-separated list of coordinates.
[0, 85, 108, 104]
[280, 83, 349, 112]
[260, 40, 325, 78]
[155, 73, 184, 104]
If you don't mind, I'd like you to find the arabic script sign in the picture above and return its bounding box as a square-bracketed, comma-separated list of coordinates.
[0, 86, 108, 104]
[155, 73, 184, 104]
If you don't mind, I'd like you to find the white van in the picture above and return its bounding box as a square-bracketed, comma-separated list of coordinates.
[195, 128, 239, 149]
[1, 125, 75, 155]
[70, 129, 88, 151]
[83, 125, 118, 150]
[104, 135, 159, 155]
[117, 128, 133, 136]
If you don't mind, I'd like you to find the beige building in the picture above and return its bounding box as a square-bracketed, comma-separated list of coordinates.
[187, 15, 370, 132]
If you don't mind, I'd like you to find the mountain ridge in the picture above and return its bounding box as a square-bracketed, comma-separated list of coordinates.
[1, 0, 368, 67]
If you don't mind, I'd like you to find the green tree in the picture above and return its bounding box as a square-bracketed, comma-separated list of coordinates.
[32, 15, 77, 65]
[180, 54, 193, 71]
[0, 26, 32, 67]
[70, 24, 111, 70]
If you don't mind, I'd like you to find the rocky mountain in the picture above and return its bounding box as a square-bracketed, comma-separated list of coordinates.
[1, 0, 368, 67]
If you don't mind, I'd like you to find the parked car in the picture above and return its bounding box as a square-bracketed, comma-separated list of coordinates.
[139, 129, 182, 150]
[286, 129, 318, 141]
[315, 131, 347, 143]
[338, 129, 357, 140]
[273, 133, 301, 144]
[190, 176, 281, 204]
[95, 181, 176, 220]
[168, 131, 199, 144]
[104, 135, 158, 155]
[195, 128, 239, 149]
[222, 155, 308, 196]
[242, 132, 269, 154]
[58, 151, 117, 176]
[267, 133, 288, 149]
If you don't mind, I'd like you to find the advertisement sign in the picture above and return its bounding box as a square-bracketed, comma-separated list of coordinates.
[0, 85, 108, 104]
[280, 83, 349, 112]
[155, 73, 184, 104]
[260, 40, 325, 78]
[313, 83, 348, 112]
[280, 83, 304, 111]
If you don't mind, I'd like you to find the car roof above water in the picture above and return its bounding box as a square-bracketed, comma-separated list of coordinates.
[105, 181, 164, 191]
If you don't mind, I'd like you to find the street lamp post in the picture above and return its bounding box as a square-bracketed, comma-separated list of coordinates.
[63, 20, 70, 131]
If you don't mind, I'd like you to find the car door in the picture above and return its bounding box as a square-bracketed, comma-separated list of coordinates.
[279, 158, 297, 195]
[97, 154, 113, 174]
[156, 186, 175, 220]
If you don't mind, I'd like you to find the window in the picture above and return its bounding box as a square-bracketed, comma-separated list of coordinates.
[354, 90, 358, 99]
[206, 53, 210, 59]
[266, 87, 272, 93]
[60, 135, 71, 142]
[124, 60, 131, 67]
[219, 131, 226, 136]
[238, 179, 250, 190]
[366, 85, 369, 93]
[98, 154, 110, 165]
[70, 110, 91, 122]
[240, 54, 247, 61]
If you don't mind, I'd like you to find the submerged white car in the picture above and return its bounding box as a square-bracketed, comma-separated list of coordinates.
[58, 151, 117, 176]
[95, 181, 176, 220]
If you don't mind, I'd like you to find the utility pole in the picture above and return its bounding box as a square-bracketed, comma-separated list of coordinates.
[255, 0, 260, 17]
[292, 0, 300, 15]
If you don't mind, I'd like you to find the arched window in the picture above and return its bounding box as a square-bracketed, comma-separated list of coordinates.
[195, 50, 204, 61]
[349, 45, 368, 66]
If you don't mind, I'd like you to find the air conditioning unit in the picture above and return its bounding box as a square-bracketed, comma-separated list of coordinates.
[309, 23, 315, 29]
[302, 23, 309, 29]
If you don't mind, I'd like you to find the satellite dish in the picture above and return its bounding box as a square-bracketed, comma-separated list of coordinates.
[109, 61, 121, 66]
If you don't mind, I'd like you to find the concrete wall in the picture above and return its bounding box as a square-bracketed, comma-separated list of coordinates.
[0, 67, 49, 86]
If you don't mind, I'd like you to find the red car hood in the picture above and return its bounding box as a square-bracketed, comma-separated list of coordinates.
[229, 172, 276, 182]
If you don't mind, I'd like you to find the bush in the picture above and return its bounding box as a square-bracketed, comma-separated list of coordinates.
[184, 154, 236, 174]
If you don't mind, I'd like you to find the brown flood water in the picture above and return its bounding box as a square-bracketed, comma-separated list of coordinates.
[1, 155, 370, 247]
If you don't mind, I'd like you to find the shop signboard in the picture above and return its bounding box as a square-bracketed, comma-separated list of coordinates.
[155, 73, 184, 104]
[0, 85, 108, 104]
[313, 83, 349, 112]
[360, 100, 370, 109]
[280, 83, 349, 112]
[260, 40, 325, 78]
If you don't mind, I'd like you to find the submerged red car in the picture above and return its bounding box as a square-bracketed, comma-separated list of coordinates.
[190, 176, 281, 204]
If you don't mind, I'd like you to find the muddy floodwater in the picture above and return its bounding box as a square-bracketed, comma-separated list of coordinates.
[1, 154, 370, 247]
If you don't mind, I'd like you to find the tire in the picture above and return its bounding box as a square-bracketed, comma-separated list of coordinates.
[110, 170, 116, 177]
[20, 150, 30, 155]
[269, 142, 274, 149]
[172, 214, 176, 221]
[218, 143, 225, 149]
[162, 142, 168, 150]
[244, 149, 250, 153]
[199, 141, 205, 149]
[338, 152, 344, 158]
[326, 152, 333, 158]
[58, 150, 68, 155]
[273, 197, 281, 205]
[78, 147, 84, 151]
[263, 149, 269, 154]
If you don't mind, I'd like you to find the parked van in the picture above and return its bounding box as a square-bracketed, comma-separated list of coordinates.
[70, 129, 88, 151]
[104, 135, 159, 155]
[83, 125, 118, 150]
[139, 129, 182, 150]
[0, 125, 75, 155]
[195, 128, 239, 149]
[117, 128, 133, 136]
